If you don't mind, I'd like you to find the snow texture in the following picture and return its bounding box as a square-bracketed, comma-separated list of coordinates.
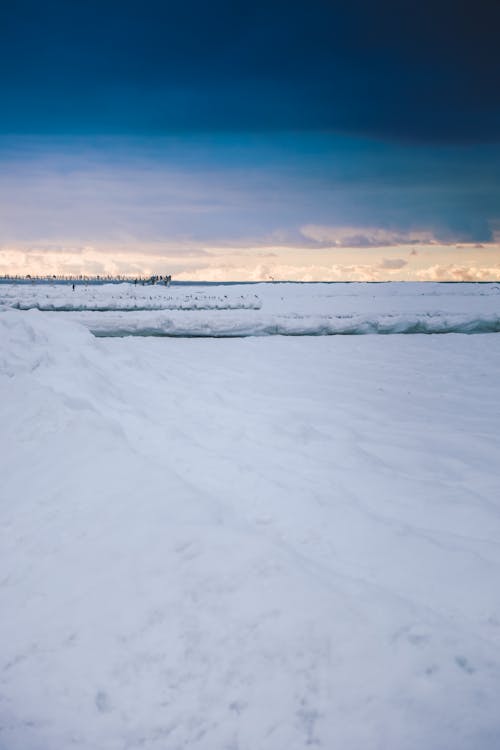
[1, 288, 500, 749]
[1, 280, 500, 336]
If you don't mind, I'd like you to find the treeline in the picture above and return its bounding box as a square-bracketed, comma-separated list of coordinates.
[1, 274, 170, 284]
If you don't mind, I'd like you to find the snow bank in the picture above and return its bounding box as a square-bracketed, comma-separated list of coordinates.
[1, 282, 262, 311]
[2, 281, 499, 336]
[0, 309, 96, 376]
[1, 309, 500, 749]
[72, 309, 500, 336]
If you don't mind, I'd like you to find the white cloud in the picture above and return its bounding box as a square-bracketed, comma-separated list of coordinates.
[0, 245, 211, 278]
[378, 258, 408, 270]
[175, 262, 389, 283]
[416, 264, 500, 282]
[2, 240, 500, 283]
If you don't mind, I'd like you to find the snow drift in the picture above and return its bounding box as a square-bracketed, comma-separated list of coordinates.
[81, 310, 500, 336]
[1, 308, 500, 749]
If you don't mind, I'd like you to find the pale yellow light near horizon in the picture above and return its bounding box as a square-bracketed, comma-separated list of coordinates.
[1, 243, 500, 282]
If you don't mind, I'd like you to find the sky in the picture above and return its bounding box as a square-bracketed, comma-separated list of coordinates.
[1, 0, 499, 281]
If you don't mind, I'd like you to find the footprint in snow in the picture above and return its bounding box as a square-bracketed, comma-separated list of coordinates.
[95, 691, 112, 713]
[455, 656, 475, 674]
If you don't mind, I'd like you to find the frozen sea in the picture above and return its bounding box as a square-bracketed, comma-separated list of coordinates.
[1, 282, 500, 749]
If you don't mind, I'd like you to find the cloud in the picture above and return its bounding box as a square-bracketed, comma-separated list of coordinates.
[378, 258, 408, 270]
[175, 262, 391, 283]
[416, 265, 500, 282]
[300, 225, 439, 248]
[0, 245, 212, 278]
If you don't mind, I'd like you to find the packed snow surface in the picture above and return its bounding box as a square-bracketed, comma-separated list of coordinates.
[1, 301, 500, 749]
[1, 280, 500, 335]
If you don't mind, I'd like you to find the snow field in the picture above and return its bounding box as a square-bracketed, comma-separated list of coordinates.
[1, 309, 500, 748]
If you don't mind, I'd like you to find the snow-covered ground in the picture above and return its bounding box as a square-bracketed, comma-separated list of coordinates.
[0, 282, 262, 312]
[1, 288, 500, 749]
[1, 280, 500, 335]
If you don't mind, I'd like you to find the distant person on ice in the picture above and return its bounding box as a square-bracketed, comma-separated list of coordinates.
[72, 283, 75, 291]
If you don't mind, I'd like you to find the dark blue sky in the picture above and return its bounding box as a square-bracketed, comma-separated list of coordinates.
[1, 1, 499, 279]
[1, 0, 499, 142]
